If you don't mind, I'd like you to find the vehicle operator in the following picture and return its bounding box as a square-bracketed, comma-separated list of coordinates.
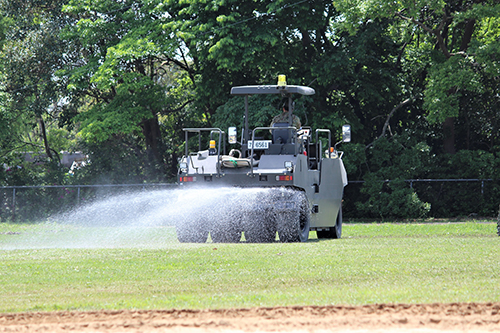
[270, 103, 301, 129]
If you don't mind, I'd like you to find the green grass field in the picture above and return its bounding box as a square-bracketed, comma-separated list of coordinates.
[0, 222, 498, 313]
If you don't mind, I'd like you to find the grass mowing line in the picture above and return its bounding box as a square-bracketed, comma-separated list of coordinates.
[0, 222, 498, 312]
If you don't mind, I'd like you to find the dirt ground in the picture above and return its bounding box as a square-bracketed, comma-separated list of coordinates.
[1, 303, 499, 333]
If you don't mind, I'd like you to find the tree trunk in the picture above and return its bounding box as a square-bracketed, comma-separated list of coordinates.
[142, 116, 164, 169]
[460, 19, 476, 52]
[38, 117, 53, 160]
[440, 18, 475, 155]
[443, 117, 456, 154]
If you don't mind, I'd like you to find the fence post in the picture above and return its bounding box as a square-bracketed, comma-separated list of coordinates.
[77, 186, 80, 206]
[12, 188, 16, 221]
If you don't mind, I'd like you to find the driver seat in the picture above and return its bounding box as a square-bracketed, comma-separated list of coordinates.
[272, 122, 291, 144]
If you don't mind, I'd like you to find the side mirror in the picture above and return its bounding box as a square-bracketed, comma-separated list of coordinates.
[342, 124, 351, 143]
[228, 127, 237, 144]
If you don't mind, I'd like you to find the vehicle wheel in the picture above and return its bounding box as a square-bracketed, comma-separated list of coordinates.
[211, 225, 241, 243]
[176, 219, 209, 243]
[298, 197, 311, 242]
[245, 210, 276, 243]
[317, 207, 342, 239]
[278, 192, 310, 242]
[245, 228, 275, 243]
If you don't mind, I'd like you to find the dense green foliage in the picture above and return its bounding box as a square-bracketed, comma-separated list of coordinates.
[0, 0, 499, 219]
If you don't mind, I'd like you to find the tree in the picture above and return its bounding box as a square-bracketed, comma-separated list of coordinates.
[0, 0, 69, 162]
[333, 0, 500, 154]
[163, 0, 406, 143]
[59, 0, 196, 181]
[59, 0, 352, 180]
[59, 0, 414, 182]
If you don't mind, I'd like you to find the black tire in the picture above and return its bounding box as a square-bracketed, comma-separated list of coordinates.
[211, 224, 241, 243]
[176, 219, 209, 243]
[278, 192, 310, 242]
[245, 209, 276, 243]
[298, 195, 311, 242]
[244, 228, 275, 243]
[317, 207, 342, 239]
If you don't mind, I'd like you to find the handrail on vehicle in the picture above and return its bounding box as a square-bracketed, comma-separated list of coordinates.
[315, 129, 331, 159]
[182, 128, 225, 176]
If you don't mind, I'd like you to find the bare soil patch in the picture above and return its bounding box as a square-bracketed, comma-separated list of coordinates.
[1, 303, 499, 332]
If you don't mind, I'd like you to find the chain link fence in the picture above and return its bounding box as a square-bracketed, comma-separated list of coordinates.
[0, 184, 177, 222]
[343, 179, 500, 219]
[1, 179, 499, 222]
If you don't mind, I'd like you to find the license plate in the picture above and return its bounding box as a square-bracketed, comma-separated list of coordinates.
[248, 140, 271, 150]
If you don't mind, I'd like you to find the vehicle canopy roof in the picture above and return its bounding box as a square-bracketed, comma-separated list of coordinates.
[230, 85, 315, 96]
